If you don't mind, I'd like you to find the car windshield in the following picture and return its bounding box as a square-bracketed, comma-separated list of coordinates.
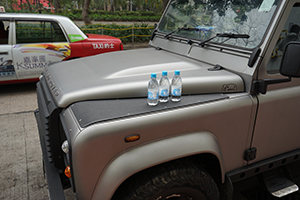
[158, 0, 280, 49]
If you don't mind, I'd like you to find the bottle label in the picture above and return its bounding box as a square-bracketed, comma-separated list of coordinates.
[148, 90, 158, 100]
[159, 88, 169, 97]
[171, 86, 181, 96]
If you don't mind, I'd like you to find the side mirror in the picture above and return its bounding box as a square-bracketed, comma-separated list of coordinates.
[250, 42, 300, 94]
[280, 42, 300, 77]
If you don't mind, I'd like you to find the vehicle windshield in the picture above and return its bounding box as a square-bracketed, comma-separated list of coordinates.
[158, 0, 280, 49]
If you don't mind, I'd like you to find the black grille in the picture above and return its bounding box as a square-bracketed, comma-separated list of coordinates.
[36, 77, 64, 169]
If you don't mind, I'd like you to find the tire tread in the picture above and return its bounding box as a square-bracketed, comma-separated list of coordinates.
[113, 159, 220, 200]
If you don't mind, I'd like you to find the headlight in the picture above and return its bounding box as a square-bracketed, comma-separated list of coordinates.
[61, 140, 69, 154]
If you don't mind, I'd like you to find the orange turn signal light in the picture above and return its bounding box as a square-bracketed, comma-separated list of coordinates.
[125, 134, 140, 142]
[65, 165, 71, 178]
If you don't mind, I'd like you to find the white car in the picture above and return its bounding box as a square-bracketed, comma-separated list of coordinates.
[0, 13, 123, 84]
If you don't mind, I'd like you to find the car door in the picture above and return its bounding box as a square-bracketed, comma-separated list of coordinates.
[12, 19, 71, 81]
[0, 19, 14, 83]
[250, 1, 300, 163]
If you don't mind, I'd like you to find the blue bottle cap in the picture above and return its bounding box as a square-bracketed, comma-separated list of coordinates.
[162, 71, 168, 76]
[175, 70, 180, 75]
[151, 73, 157, 78]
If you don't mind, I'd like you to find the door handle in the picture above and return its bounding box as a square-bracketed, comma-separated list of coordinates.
[0, 51, 8, 55]
[59, 48, 68, 52]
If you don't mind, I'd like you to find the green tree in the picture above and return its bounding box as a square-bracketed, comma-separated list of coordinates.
[82, 0, 91, 24]
[5, 0, 9, 9]
[162, 0, 168, 11]
[26, 0, 32, 11]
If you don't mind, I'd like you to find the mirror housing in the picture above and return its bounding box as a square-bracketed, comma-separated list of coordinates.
[251, 42, 300, 94]
[280, 42, 300, 77]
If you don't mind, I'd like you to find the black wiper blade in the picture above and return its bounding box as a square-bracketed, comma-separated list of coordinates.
[198, 33, 250, 47]
[218, 33, 250, 38]
[164, 27, 199, 38]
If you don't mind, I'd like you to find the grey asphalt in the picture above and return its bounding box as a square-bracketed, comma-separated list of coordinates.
[0, 83, 76, 200]
[0, 83, 48, 199]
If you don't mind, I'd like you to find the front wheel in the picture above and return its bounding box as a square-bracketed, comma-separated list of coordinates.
[113, 159, 220, 200]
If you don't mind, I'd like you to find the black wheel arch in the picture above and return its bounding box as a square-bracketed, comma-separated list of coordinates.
[112, 153, 223, 199]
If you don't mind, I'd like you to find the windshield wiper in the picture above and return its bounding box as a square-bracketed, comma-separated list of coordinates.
[198, 33, 250, 47]
[164, 27, 199, 38]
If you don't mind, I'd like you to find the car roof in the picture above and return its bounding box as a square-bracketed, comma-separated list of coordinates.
[0, 13, 70, 21]
[0, 13, 88, 40]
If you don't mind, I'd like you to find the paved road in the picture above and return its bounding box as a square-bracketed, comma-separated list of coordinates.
[0, 83, 48, 200]
[0, 83, 76, 200]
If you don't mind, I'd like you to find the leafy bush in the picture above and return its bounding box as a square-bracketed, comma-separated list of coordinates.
[5, 9, 161, 22]
[81, 23, 154, 44]
[6, 8, 158, 44]
[57, 9, 161, 21]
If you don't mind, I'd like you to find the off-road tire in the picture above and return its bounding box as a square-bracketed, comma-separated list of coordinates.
[113, 159, 220, 200]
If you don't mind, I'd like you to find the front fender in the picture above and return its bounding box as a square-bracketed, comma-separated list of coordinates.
[92, 131, 224, 200]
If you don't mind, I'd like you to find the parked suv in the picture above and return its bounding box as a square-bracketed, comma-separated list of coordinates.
[0, 13, 123, 84]
[35, 0, 300, 199]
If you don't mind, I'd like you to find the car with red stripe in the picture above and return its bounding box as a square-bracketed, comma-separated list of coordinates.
[0, 13, 123, 84]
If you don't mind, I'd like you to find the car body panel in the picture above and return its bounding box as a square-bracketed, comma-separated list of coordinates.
[61, 93, 255, 199]
[0, 13, 123, 84]
[0, 44, 13, 81]
[34, 0, 300, 199]
[44, 48, 244, 107]
[92, 132, 224, 200]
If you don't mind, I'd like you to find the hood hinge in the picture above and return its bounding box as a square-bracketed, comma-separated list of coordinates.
[244, 147, 257, 161]
[208, 64, 224, 71]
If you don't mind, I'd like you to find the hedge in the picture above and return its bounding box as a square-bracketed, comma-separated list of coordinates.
[6, 9, 161, 22]
[81, 23, 154, 44]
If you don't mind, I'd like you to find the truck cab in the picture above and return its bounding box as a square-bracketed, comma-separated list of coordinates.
[35, 0, 300, 199]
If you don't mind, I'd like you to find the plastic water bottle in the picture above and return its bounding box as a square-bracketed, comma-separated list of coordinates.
[171, 70, 182, 102]
[147, 73, 159, 106]
[159, 71, 170, 102]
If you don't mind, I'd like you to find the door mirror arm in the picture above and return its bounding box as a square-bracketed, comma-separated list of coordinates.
[251, 77, 291, 95]
[252, 42, 300, 95]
